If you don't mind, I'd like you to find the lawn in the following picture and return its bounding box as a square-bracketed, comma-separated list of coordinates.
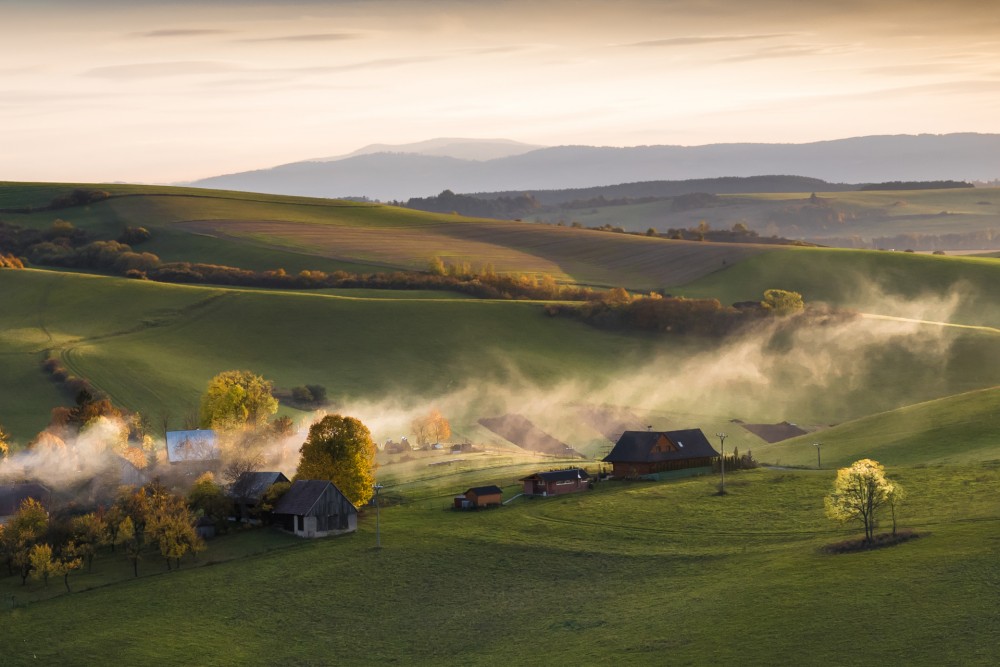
[1, 464, 998, 665]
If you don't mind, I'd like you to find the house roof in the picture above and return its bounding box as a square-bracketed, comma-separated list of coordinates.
[603, 429, 719, 463]
[520, 468, 589, 482]
[0, 483, 51, 517]
[232, 472, 290, 501]
[465, 485, 503, 496]
[272, 480, 356, 516]
[165, 429, 220, 463]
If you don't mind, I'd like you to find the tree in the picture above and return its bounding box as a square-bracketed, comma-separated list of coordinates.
[146, 492, 202, 570]
[296, 414, 377, 506]
[70, 512, 108, 571]
[410, 409, 451, 447]
[29, 543, 55, 586]
[761, 289, 804, 315]
[199, 370, 278, 430]
[0, 422, 9, 458]
[4, 498, 49, 585]
[825, 459, 896, 544]
[886, 481, 906, 537]
[188, 472, 232, 530]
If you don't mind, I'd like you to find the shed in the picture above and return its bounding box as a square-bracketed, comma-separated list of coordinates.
[0, 483, 51, 524]
[165, 429, 220, 465]
[520, 468, 590, 497]
[230, 471, 291, 520]
[603, 429, 718, 479]
[454, 485, 503, 509]
[272, 480, 357, 538]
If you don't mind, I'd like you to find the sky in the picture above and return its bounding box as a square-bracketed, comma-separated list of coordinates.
[3, 0, 1000, 183]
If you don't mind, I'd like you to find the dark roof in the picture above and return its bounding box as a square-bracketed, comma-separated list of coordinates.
[0, 483, 51, 516]
[520, 468, 589, 482]
[740, 421, 808, 443]
[231, 471, 290, 501]
[603, 429, 719, 463]
[272, 480, 355, 516]
[466, 485, 503, 496]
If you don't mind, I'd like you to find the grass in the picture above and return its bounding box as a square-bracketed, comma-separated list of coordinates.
[2, 464, 998, 665]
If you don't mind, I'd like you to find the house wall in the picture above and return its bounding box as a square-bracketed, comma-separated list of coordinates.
[470, 492, 502, 506]
[611, 458, 714, 478]
[545, 479, 588, 495]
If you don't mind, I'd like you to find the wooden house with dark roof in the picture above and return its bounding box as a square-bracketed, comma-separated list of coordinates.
[0, 483, 51, 525]
[603, 429, 718, 479]
[520, 468, 590, 497]
[272, 480, 357, 538]
[230, 471, 291, 520]
[454, 485, 503, 509]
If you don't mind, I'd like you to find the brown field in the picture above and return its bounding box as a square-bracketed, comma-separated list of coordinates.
[177, 218, 769, 289]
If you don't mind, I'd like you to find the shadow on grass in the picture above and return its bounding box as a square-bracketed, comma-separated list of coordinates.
[821, 530, 922, 554]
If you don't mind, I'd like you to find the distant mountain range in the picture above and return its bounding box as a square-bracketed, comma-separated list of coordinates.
[188, 133, 1000, 201]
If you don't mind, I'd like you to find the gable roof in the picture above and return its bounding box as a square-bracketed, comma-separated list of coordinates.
[521, 468, 589, 482]
[466, 485, 503, 496]
[272, 480, 356, 516]
[603, 429, 719, 463]
[165, 429, 220, 463]
[231, 471, 290, 501]
[0, 483, 51, 517]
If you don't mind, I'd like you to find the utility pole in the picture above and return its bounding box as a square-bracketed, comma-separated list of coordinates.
[813, 442, 822, 469]
[373, 483, 384, 548]
[715, 432, 728, 495]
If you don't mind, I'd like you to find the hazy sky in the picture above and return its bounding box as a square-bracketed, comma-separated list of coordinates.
[3, 0, 1000, 183]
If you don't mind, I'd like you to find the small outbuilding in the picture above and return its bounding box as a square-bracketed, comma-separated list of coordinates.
[230, 471, 291, 520]
[520, 468, 590, 497]
[603, 429, 719, 479]
[272, 480, 357, 538]
[454, 485, 503, 509]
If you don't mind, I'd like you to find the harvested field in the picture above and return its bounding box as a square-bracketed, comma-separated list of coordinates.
[576, 404, 648, 442]
[478, 414, 584, 458]
[740, 421, 809, 443]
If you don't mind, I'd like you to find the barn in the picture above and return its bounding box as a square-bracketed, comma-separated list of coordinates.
[271, 480, 357, 538]
[520, 468, 590, 497]
[231, 471, 291, 520]
[454, 485, 503, 509]
[603, 429, 719, 479]
[165, 429, 220, 465]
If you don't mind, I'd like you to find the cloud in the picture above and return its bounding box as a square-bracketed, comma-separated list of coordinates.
[719, 43, 851, 63]
[623, 34, 790, 48]
[240, 33, 362, 43]
[82, 61, 240, 80]
[292, 55, 448, 74]
[136, 29, 232, 38]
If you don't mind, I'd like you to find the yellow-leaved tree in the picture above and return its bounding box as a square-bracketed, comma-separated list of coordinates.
[825, 458, 899, 544]
[296, 414, 377, 506]
[199, 370, 278, 431]
[410, 409, 451, 447]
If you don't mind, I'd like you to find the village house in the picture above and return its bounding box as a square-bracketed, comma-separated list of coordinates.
[230, 471, 290, 520]
[454, 485, 503, 509]
[165, 429, 220, 465]
[0, 482, 50, 524]
[520, 468, 590, 497]
[603, 428, 719, 479]
[271, 480, 357, 538]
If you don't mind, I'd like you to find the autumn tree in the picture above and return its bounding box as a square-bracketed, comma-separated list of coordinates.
[70, 512, 108, 571]
[296, 414, 377, 506]
[761, 289, 804, 315]
[410, 409, 452, 447]
[4, 499, 49, 585]
[146, 491, 202, 570]
[199, 370, 279, 430]
[188, 472, 232, 530]
[29, 543, 55, 586]
[0, 422, 9, 459]
[825, 458, 897, 544]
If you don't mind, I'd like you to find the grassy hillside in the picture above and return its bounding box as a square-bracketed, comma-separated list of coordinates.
[2, 464, 999, 665]
[533, 187, 1000, 247]
[758, 386, 1000, 468]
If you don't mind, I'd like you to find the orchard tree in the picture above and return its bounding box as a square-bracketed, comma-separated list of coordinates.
[70, 512, 108, 571]
[0, 422, 9, 459]
[199, 370, 278, 430]
[825, 458, 896, 544]
[5, 499, 49, 585]
[296, 414, 377, 506]
[410, 409, 451, 447]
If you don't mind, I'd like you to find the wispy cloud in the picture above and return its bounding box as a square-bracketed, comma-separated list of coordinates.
[82, 61, 239, 79]
[135, 29, 232, 38]
[623, 33, 790, 48]
[292, 55, 448, 74]
[719, 43, 850, 63]
[240, 33, 362, 43]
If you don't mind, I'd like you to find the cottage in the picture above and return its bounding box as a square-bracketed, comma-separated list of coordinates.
[454, 485, 503, 509]
[520, 468, 590, 497]
[603, 429, 719, 479]
[272, 480, 357, 538]
[165, 429, 220, 465]
[230, 471, 291, 520]
[0, 483, 50, 524]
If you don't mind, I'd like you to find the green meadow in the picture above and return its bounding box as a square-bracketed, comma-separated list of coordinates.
[2, 465, 999, 665]
[2, 182, 1000, 664]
